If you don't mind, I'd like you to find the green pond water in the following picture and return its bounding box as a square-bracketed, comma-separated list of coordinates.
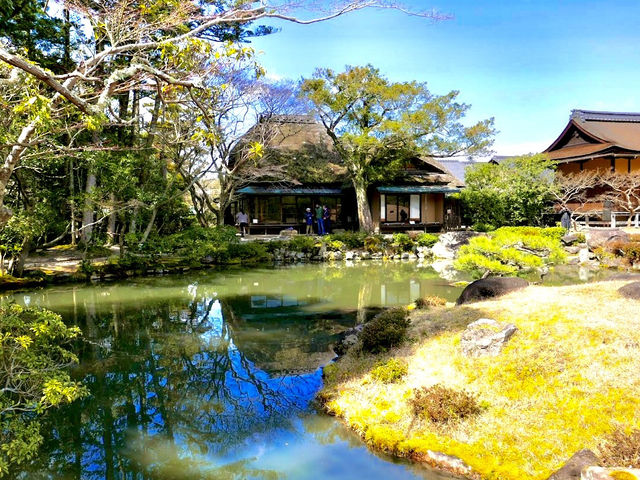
[3, 262, 465, 480]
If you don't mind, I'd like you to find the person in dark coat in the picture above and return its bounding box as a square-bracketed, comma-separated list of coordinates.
[304, 208, 313, 235]
[560, 209, 572, 230]
[322, 205, 331, 234]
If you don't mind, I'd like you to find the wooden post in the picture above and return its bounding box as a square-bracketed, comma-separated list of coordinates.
[611, 212, 616, 228]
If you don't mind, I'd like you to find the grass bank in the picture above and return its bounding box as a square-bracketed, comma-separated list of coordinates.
[320, 281, 640, 480]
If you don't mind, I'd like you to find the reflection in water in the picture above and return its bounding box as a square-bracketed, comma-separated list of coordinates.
[4, 263, 462, 480]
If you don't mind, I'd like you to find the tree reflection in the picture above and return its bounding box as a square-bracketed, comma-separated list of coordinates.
[23, 288, 349, 479]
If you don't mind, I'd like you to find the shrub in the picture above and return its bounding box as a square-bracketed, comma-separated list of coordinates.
[608, 241, 640, 264]
[409, 384, 482, 424]
[288, 235, 318, 253]
[391, 233, 414, 252]
[326, 231, 367, 249]
[370, 358, 408, 383]
[327, 240, 345, 252]
[415, 295, 447, 309]
[415, 233, 439, 248]
[0, 305, 87, 475]
[472, 222, 496, 233]
[599, 427, 640, 468]
[364, 235, 385, 253]
[455, 226, 566, 279]
[360, 308, 411, 353]
[227, 242, 270, 262]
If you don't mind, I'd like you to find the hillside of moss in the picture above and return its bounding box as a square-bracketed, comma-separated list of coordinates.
[320, 281, 640, 480]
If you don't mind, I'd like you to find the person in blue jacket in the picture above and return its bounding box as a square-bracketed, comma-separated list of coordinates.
[304, 208, 313, 235]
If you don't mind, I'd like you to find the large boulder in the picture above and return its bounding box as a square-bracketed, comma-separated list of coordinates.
[431, 231, 483, 259]
[546, 449, 600, 480]
[456, 277, 529, 305]
[333, 324, 364, 356]
[586, 229, 630, 250]
[460, 318, 518, 357]
[562, 233, 581, 245]
[618, 281, 640, 300]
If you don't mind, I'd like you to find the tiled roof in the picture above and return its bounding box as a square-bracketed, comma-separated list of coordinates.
[571, 110, 640, 123]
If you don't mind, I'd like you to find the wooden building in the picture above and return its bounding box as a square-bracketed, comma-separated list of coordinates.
[545, 110, 640, 174]
[545, 110, 640, 225]
[232, 115, 462, 233]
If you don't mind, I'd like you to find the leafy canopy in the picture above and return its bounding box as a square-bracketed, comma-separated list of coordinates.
[0, 304, 87, 476]
[461, 153, 557, 228]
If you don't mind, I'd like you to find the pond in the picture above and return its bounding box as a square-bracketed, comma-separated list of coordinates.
[3, 262, 464, 480]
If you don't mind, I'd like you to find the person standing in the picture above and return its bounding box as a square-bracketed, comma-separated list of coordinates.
[315, 204, 324, 235]
[560, 209, 572, 230]
[235, 209, 249, 237]
[322, 205, 331, 234]
[304, 208, 313, 235]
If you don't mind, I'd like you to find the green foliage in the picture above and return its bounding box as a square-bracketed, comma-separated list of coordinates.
[454, 227, 567, 279]
[0, 305, 87, 476]
[409, 384, 482, 424]
[391, 233, 414, 252]
[326, 231, 367, 249]
[471, 222, 497, 233]
[364, 235, 385, 253]
[327, 240, 345, 252]
[301, 64, 495, 231]
[286, 235, 318, 254]
[370, 358, 408, 384]
[461, 154, 556, 227]
[360, 308, 411, 354]
[415, 233, 439, 248]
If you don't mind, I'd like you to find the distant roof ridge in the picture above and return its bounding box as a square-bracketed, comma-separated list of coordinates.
[571, 109, 640, 123]
[259, 113, 317, 124]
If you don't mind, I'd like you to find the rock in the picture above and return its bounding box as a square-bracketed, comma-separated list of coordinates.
[408, 253, 418, 260]
[361, 251, 371, 260]
[372, 252, 383, 259]
[579, 248, 594, 264]
[345, 251, 355, 260]
[401, 252, 410, 259]
[425, 451, 472, 476]
[456, 277, 529, 305]
[565, 246, 581, 255]
[605, 273, 640, 282]
[618, 281, 640, 300]
[201, 255, 214, 265]
[280, 229, 298, 236]
[546, 449, 600, 480]
[460, 318, 518, 357]
[562, 233, 580, 245]
[431, 231, 483, 259]
[333, 324, 364, 356]
[582, 467, 640, 480]
[587, 229, 630, 250]
[295, 252, 305, 260]
[331, 251, 343, 261]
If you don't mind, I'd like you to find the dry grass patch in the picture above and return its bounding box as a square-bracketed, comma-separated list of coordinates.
[321, 281, 640, 480]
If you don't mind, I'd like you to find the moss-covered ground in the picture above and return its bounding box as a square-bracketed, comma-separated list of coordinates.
[321, 281, 640, 480]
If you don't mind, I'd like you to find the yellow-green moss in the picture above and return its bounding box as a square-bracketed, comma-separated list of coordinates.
[321, 282, 640, 480]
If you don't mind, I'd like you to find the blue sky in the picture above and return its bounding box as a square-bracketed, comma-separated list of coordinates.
[251, 1, 640, 157]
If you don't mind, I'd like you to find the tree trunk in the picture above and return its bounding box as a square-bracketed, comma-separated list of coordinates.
[81, 172, 96, 244]
[129, 206, 138, 234]
[353, 177, 374, 232]
[106, 194, 117, 245]
[69, 158, 77, 245]
[14, 237, 31, 277]
[140, 207, 157, 245]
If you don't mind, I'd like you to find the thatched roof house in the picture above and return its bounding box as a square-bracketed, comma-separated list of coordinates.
[233, 115, 462, 233]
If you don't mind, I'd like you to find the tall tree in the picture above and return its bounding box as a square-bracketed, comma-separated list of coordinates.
[0, 1, 440, 231]
[300, 65, 495, 232]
